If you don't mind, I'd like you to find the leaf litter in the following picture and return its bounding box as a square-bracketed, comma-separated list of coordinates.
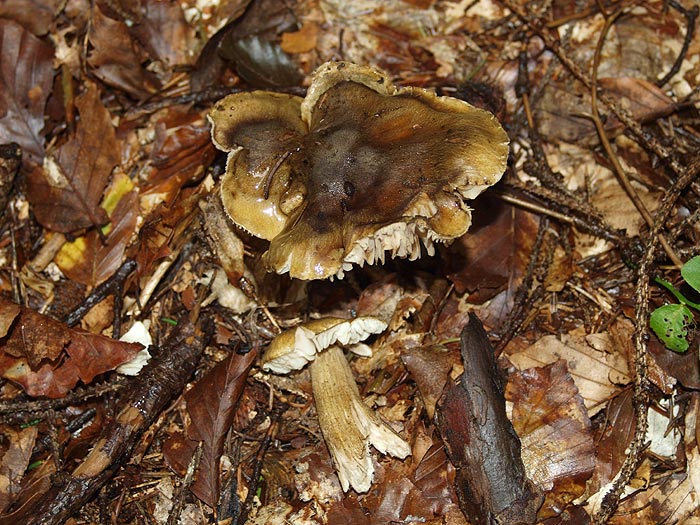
[0, 0, 699, 523]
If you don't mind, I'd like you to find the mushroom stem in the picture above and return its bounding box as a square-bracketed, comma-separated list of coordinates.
[310, 345, 411, 493]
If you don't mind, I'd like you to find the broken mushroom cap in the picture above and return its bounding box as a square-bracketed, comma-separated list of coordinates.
[210, 61, 509, 279]
[209, 91, 307, 240]
[261, 316, 387, 375]
[311, 345, 411, 492]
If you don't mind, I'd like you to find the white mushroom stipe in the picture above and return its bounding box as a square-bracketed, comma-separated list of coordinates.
[311, 345, 411, 493]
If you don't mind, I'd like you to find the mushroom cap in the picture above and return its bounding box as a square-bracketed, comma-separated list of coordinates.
[208, 91, 307, 240]
[210, 62, 509, 279]
[261, 316, 387, 374]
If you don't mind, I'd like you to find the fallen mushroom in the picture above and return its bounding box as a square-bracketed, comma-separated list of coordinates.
[311, 345, 411, 493]
[262, 316, 411, 492]
[261, 316, 387, 374]
[209, 61, 509, 280]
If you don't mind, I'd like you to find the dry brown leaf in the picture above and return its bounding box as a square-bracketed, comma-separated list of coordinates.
[55, 176, 139, 287]
[0, 296, 70, 366]
[0, 425, 38, 514]
[0, 19, 54, 167]
[0, 297, 142, 398]
[281, 21, 319, 54]
[608, 473, 697, 524]
[27, 81, 120, 233]
[140, 107, 215, 210]
[0, 0, 59, 36]
[128, 0, 194, 68]
[446, 198, 540, 304]
[0, 301, 21, 338]
[507, 360, 595, 519]
[184, 350, 257, 506]
[507, 328, 632, 417]
[401, 344, 456, 419]
[87, 5, 160, 99]
[0, 451, 55, 523]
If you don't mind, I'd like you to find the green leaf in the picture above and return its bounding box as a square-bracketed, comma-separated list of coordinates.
[650, 303, 694, 353]
[681, 256, 700, 294]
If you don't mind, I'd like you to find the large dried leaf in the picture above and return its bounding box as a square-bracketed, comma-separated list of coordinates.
[128, 0, 194, 68]
[608, 474, 697, 524]
[0, 296, 69, 366]
[141, 107, 215, 208]
[184, 350, 257, 506]
[507, 328, 632, 417]
[0, 19, 54, 167]
[87, 4, 160, 99]
[0, 297, 142, 398]
[0, 0, 60, 36]
[401, 344, 456, 419]
[55, 174, 139, 286]
[506, 360, 595, 519]
[446, 199, 540, 303]
[26, 82, 120, 233]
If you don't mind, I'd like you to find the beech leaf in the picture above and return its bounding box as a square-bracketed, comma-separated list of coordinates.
[0, 297, 142, 398]
[55, 175, 139, 286]
[27, 81, 119, 233]
[0, 19, 54, 167]
[184, 350, 257, 506]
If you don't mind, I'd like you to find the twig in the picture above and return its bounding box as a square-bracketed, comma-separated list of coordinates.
[495, 191, 617, 242]
[656, 0, 699, 87]
[167, 442, 203, 525]
[62, 259, 138, 338]
[20, 320, 206, 525]
[233, 406, 283, 525]
[0, 381, 122, 419]
[595, 159, 700, 524]
[588, 10, 683, 267]
[498, 0, 688, 181]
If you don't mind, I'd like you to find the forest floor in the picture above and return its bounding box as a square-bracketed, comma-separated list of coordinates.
[0, 0, 699, 524]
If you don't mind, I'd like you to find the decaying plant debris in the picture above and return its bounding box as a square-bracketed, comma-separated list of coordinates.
[1, 0, 700, 524]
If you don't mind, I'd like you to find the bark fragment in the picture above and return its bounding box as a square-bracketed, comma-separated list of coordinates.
[436, 313, 542, 524]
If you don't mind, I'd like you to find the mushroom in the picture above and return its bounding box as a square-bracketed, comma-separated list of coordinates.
[262, 316, 411, 492]
[261, 316, 387, 374]
[311, 345, 411, 493]
[209, 61, 509, 280]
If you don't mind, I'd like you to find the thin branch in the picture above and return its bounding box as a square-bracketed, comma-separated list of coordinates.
[588, 10, 683, 267]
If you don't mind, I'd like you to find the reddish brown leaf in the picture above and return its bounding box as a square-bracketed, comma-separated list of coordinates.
[26, 82, 120, 233]
[0, 297, 143, 398]
[586, 388, 636, 498]
[0, 19, 54, 167]
[129, 0, 194, 68]
[506, 360, 595, 519]
[446, 198, 540, 304]
[359, 439, 458, 522]
[87, 5, 160, 99]
[401, 344, 456, 419]
[0, 444, 54, 524]
[185, 350, 257, 506]
[0, 301, 21, 338]
[141, 107, 215, 202]
[132, 184, 204, 282]
[0, 296, 70, 366]
[598, 77, 677, 123]
[0, 0, 59, 36]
